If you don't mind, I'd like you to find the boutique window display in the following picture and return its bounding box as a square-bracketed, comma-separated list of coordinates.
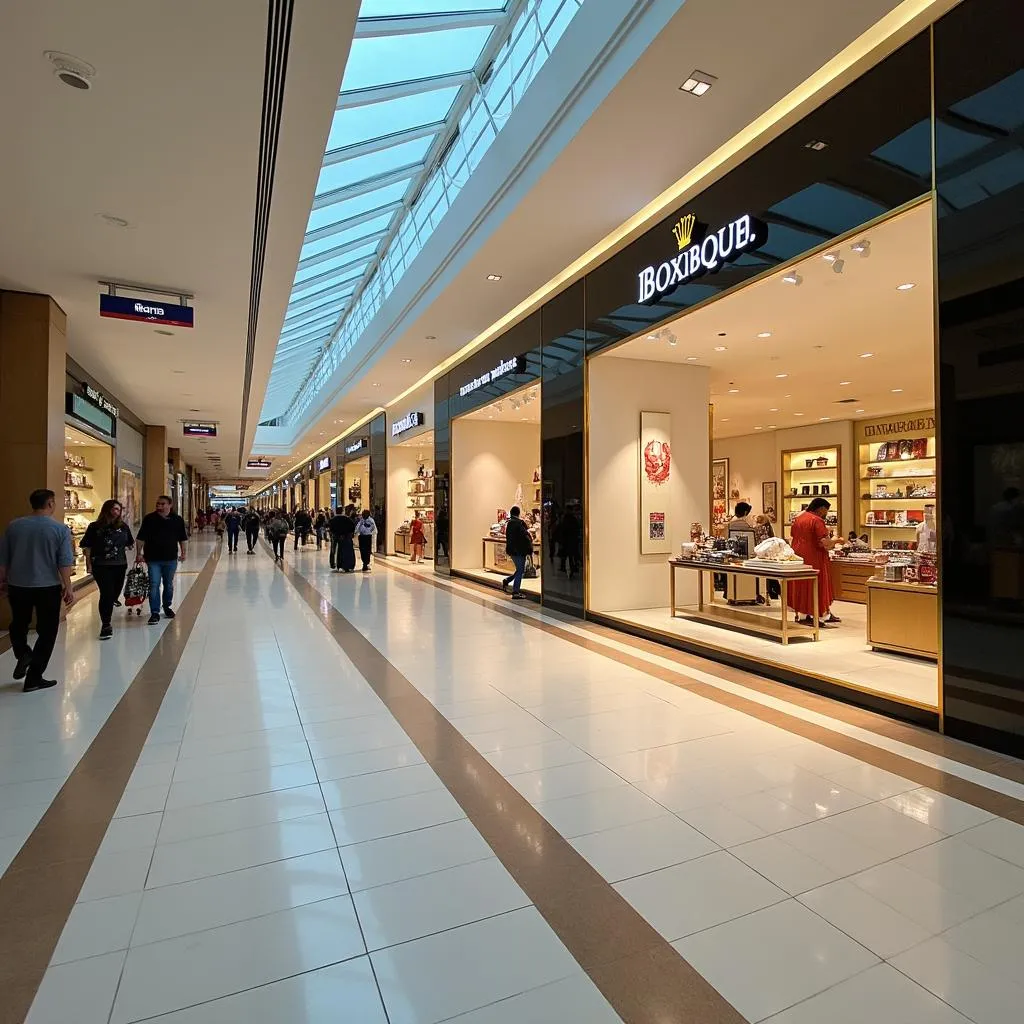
[395, 463, 435, 557]
[64, 425, 114, 581]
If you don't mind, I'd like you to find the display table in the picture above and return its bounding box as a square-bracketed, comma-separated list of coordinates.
[866, 578, 938, 660]
[482, 535, 539, 575]
[669, 558, 820, 645]
[830, 559, 876, 604]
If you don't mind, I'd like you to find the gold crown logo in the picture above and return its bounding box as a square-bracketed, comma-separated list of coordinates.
[672, 213, 696, 251]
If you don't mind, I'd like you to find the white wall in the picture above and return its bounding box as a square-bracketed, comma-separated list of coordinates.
[588, 357, 709, 612]
[774, 420, 854, 537]
[452, 420, 539, 571]
[713, 431, 776, 514]
[387, 445, 433, 554]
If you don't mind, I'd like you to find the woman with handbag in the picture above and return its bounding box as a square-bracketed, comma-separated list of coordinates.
[80, 499, 135, 640]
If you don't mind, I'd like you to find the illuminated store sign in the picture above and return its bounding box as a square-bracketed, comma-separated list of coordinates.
[183, 422, 217, 437]
[459, 355, 525, 398]
[345, 439, 367, 455]
[292, 473, 302, 483]
[316, 456, 331, 472]
[391, 411, 424, 437]
[99, 294, 195, 328]
[83, 383, 119, 418]
[637, 212, 766, 304]
[246, 458, 272, 469]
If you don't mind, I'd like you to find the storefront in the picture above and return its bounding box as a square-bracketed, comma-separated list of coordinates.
[336, 413, 387, 552]
[313, 454, 334, 511]
[386, 385, 435, 560]
[433, 0, 1024, 752]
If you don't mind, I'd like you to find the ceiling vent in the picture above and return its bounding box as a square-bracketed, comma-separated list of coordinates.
[835, 397, 859, 404]
[44, 51, 96, 90]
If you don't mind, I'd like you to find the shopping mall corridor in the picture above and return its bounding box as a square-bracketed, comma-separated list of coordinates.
[3, 538, 1024, 1023]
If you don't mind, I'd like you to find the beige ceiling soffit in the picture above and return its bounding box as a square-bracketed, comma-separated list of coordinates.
[263, 406, 385, 491]
[385, 0, 954, 413]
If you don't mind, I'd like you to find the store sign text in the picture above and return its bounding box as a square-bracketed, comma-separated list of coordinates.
[246, 458, 271, 469]
[83, 383, 119, 418]
[346, 439, 367, 455]
[182, 422, 217, 437]
[316, 456, 331, 472]
[459, 355, 525, 398]
[637, 213, 765, 304]
[391, 411, 424, 437]
[862, 415, 935, 438]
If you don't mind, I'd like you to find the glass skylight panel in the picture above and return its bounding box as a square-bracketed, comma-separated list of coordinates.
[315, 136, 434, 197]
[341, 25, 494, 93]
[305, 181, 411, 234]
[359, 1, 506, 15]
[299, 212, 393, 261]
[327, 89, 459, 152]
[950, 69, 1024, 132]
[294, 240, 381, 283]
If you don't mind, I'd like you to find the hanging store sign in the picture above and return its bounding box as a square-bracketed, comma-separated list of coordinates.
[99, 294, 195, 328]
[637, 212, 766, 304]
[292, 473, 302, 483]
[459, 355, 526, 398]
[246, 458, 272, 469]
[183, 422, 217, 437]
[345, 438, 367, 456]
[316, 455, 332, 472]
[391, 411, 424, 437]
[83, 383, 119, 418]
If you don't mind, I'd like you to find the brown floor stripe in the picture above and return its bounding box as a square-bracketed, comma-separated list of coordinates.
[0, 547, 221, 1024]
[280, 556, 747, 1024]
[379, 559, 1024, 824]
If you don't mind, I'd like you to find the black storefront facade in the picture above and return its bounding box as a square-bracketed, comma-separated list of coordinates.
[432, 0, 1024, 755]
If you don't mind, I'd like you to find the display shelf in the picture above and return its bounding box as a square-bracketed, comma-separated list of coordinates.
[857, 413, 936, 550]
[781, 445, 841, 539]
[65, 464, 95, 472]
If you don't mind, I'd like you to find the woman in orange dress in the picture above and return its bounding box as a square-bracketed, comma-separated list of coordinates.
[788, 497, 842, 626]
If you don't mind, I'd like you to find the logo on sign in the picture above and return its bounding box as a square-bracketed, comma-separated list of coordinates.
[391, 411, 424, 437]
[345, 439, 367, 456]
[637, 213, 766, 304]
[183, 422, 217, 437]
[99, 293, 195, 328]
[316, 456, 331, 472]
[459, 355, 525, 398]
[246, 459, 271, 469]
[83, 383, 119, 418]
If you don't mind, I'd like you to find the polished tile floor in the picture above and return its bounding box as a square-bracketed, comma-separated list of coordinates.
[4, 539, 1024, 1022]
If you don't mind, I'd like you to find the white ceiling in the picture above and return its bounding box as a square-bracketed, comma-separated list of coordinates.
[0, 0, 357, 479]
[606, 201, 935, 436]
[269, 0, 914, 477]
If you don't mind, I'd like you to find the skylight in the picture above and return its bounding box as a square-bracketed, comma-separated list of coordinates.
[261, 0, 587, 425]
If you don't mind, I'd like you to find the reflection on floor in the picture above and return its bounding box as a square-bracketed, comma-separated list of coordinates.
[612, 600, 938, 709]
[457, 566, 542, 596]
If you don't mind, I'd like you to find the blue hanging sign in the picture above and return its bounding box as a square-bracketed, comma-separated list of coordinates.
[100, 294, 194, 328]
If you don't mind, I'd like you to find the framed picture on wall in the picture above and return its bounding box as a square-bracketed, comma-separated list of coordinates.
[762, 481, 778, 524]
[711, 458, 728, 532]
[639, 411, 672, 554]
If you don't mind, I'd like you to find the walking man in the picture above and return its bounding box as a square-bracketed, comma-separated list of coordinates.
[501, 506, 532, 600]
[0, 489, 76, 691]
[136, 495, 188, 625]
[243, 507, 261, 553]
[293, 507, 312, 550]
[355, 508, 376, 572]
[224, 507, 242, 553]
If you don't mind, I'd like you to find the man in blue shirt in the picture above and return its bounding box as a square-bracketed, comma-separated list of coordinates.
[0, 489, 76, 692]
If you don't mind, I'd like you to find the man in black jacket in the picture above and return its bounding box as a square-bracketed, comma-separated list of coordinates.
[328, 507, 356, 572]
[242, 508, 261, 553]
[293, 508, 313, 550]
[501, 506, 533, 600]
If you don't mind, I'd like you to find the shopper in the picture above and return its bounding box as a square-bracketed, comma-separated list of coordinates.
[294, 507, 313, 550]
[136, 495, 188, 625]
[355, 509, 376, 571]
[80, 499, 135, 640]
[788, 497, 841, 626]
[501, 506, 533, 600]
[224, 507, 242, 553]
[0, 489, 76, 691]
[314, 509, 328, 550]
[267, 510, 289, 560]
[409, 512, 426, 563]
[243, 507, 261, 553]
[196, 510, 207, 534]
[329, 506, 356, 572]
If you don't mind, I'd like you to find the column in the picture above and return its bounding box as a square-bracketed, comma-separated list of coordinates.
[144, 425, 167, 513]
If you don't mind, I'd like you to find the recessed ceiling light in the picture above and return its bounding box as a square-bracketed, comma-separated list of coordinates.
[897, 282, 916, 291]
[372, 382, 382, 387]
[860, 352, 873, 358]
[486, 274, 502, 282]
[856, 408, 865, 413]
[766, 424, 777, 429]
[668, 338, 678, 347]
[839, 380, 852, 386]
[822, 253, 839, 264]
[720, 418, 730, 422]
[714, 345, 727, 352]
[727, 388, 740, 394]
[891, 388, 904, 393]
[819, 416, 831, 421]
[782, 272, 802, 286]
[686, 356, 697, 361]
[754, 426, 763, 430]
[679, 70, 716, 96]
[757, 331, 772, 339]
[775, 373, 788, 379]
[794, 412, 805, 417]
[851, 239, 870, 256]
[769, 407, 779, 412]
[401, 358, 412, 364]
